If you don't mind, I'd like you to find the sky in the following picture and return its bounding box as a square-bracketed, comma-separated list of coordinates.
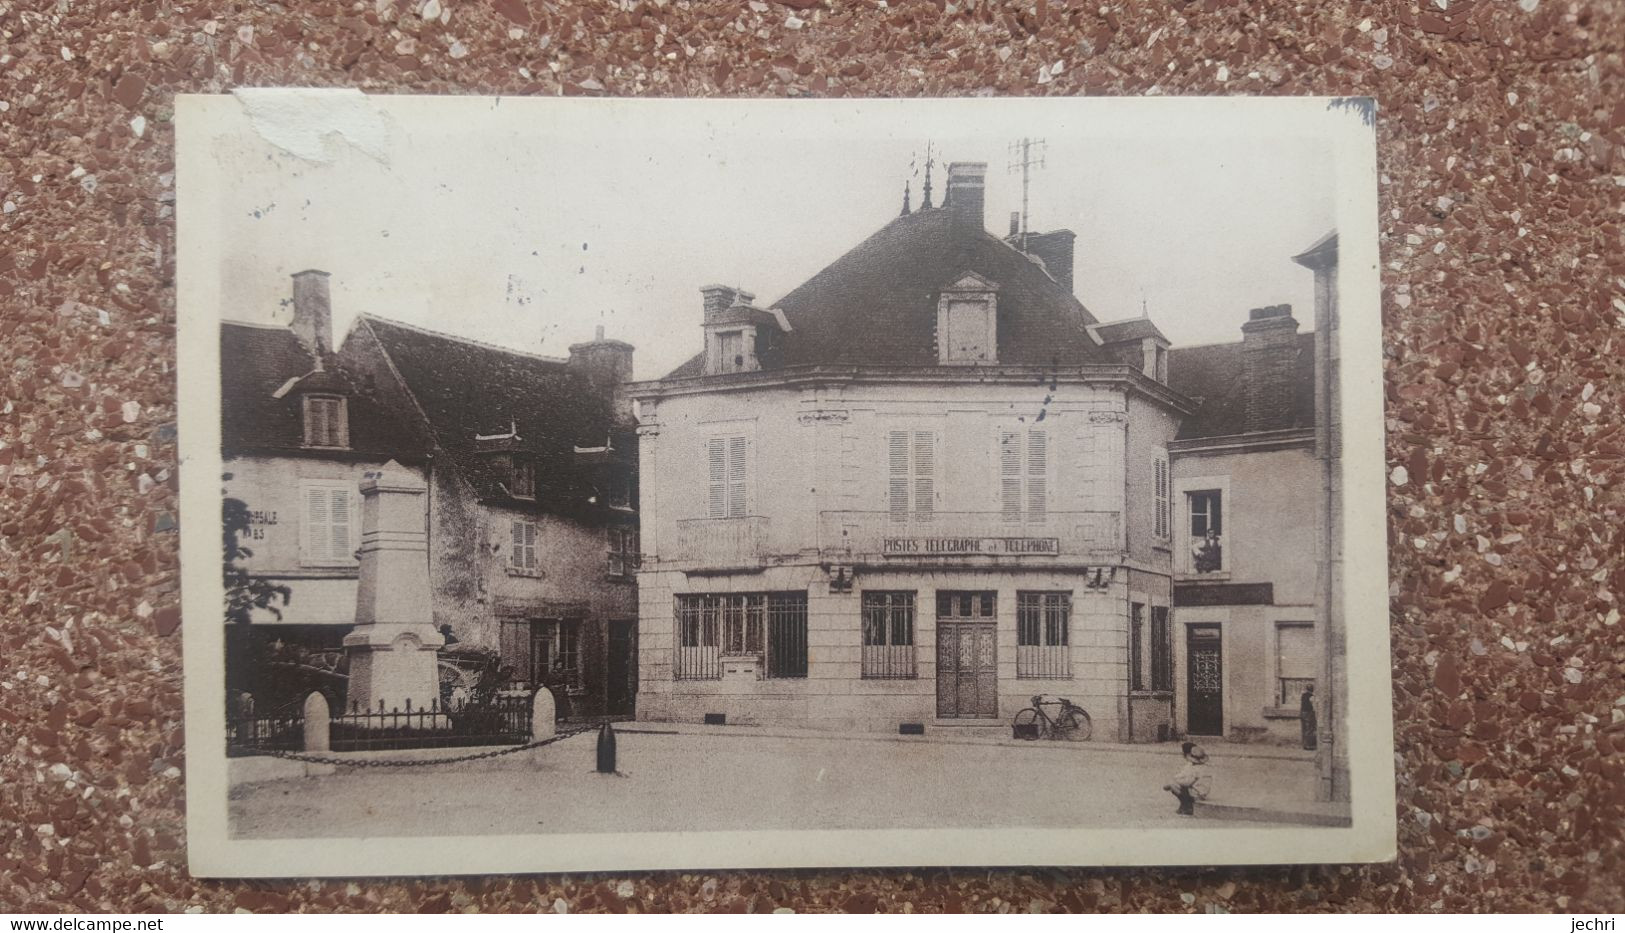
[207, 97, 1338, 380]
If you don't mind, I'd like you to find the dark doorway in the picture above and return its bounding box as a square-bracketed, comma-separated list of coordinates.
[1186, 624, 1224, 736]
[606, 619, 637, 717]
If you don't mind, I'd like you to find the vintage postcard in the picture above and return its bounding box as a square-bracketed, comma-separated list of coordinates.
[176, 93, 1393, 876]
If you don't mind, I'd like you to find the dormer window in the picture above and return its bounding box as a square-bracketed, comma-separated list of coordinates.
[937, 273, 999, 364]
[302, 394, 349, 448]
[510, 458, 537, 499]
[711, 329, 750, 374]
[606, 469, 634, 510]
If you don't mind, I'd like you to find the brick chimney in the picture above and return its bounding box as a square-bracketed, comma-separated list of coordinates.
[1241, 304, 1301, 433]
[569, 325, 636, 425]
[945, 162, 986, 230]
[290, 269, 333, 361]
[700, 284, 753, 321]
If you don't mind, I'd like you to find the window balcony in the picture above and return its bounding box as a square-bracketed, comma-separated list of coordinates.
[817, 511, 1122, 563]
[670, 516, 771, 568]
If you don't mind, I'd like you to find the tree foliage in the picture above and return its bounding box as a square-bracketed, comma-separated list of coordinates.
[224, 484, 291, 625]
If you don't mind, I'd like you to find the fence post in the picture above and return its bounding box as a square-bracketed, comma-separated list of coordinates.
[304, 692, 331, 752]
[531, 688, 556, 741]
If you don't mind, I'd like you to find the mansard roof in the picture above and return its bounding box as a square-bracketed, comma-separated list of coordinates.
[664, 206, 1111, 378]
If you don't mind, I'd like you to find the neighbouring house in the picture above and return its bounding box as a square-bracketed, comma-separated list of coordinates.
[627, 161, 1194, 739]
[221, 271, 640, 718]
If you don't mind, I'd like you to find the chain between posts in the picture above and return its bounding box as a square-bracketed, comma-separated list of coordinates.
[263, 724, 597, 768]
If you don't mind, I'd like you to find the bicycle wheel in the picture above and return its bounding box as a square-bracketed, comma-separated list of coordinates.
[1060, 707, 1092, 741]
[1012, 707, 1043, 740]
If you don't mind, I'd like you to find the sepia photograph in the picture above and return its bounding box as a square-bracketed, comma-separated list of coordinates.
[176, 93, 1393, 876]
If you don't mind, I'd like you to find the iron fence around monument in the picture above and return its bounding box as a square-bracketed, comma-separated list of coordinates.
[227, 693, 535, 756]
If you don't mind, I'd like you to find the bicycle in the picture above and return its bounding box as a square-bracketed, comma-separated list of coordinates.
[1011, 694, 1092, 741]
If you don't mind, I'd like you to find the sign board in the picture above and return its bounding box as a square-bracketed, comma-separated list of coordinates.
[881, 537, 1060, 556]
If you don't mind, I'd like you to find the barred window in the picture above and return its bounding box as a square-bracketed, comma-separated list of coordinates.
[1016, 591, 1070, 678]
[861, 591, 916, 679]
[674, 592, 806, 680]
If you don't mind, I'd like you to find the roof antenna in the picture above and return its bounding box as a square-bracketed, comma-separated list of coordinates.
[1006, 137, 1047, 252]
[921, 141, 935, 210]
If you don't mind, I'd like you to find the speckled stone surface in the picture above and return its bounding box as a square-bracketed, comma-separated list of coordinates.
[2, 0, 1622, 914]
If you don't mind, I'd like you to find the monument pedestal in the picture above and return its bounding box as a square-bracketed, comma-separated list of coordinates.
[343, 461, 445, 714]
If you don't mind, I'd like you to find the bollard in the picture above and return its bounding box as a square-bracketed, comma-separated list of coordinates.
[303, 692, 330, 753]
[531, 688, 556, 742]
[595, 721, 617, 774]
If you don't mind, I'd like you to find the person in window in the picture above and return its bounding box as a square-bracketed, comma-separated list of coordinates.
[1192, 528, 1223, 573]
[1163, 742, 1212, 816]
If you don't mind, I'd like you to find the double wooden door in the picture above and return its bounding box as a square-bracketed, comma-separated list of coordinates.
[936, 591, 998, 719]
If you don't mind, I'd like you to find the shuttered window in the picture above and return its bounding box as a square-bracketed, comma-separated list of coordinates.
[1000, 427, 1048, 523]
[300, 482, 356, 565]
[887, 430, 936, 522]
[302, 395, 349, 448]
[1152, 450, 1171, 540]
[707, 436, 748, 519]
[1150, 606, 1173, 692]
[511, 519, 538, 571]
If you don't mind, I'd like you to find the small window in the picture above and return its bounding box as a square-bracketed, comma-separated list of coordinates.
[511, 520, 538, 571]
[714, 330, 745, 373]
[606, 526, 640, 578]
[606, 470, 634, 510]
[861, 591, 916, 679]
[510, 459, 537, 499]
[1187, 490, 1224, 573]
[302, 395, 349, 448]
[1276, 622, 1316, 707]
[1016, 592, 1070, 678]
[937, 590, 996, 619]
[1150, 606, 1173, 692]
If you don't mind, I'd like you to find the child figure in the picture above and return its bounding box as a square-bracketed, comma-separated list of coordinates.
[1163, 741, 1212, 815]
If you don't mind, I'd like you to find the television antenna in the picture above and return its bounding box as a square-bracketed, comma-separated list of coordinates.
[1006, 137, 1047, 251]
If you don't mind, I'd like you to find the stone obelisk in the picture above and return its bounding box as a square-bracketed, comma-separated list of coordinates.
[343, 461, 445, 713]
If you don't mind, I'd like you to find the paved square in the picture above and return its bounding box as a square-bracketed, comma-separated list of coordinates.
[230, 729, 1328, 838]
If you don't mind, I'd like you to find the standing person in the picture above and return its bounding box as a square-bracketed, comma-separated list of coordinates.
[1163, 742, 1212, 816]
[1300, 684, 1319, 750]
[548, 657, 571, 722]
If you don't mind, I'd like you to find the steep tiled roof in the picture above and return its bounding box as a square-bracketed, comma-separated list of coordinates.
[1093, 318, 1168, 344]
[219, 321, 425, 459]
[1168, 332, 1317, 439]
[663, 206, 1110, 378]
[357, 316, 625, 513]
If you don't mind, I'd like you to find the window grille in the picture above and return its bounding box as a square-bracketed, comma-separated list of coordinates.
[861, 591, 916, 678]
[674, 592, 807, 680]
[1016, 591, 1071, 678]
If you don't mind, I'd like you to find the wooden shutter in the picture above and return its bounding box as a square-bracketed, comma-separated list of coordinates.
[1000, 429, 1022, 521]
[1153, 452, 1170, 539]
[707, 437, 726, 518]
[726, 435, 748, 518]
[1025, 428, 1047, 522]
[303, 398, 325, 446]
[304, 486, 327, 561]
[913, 431, 935, 520]
[328, 488, 352, 561]
[511, 520, 524, 568]
[888, 430, 910, 521]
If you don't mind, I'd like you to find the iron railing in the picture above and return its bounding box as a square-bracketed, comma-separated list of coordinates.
[1016, 644, 1071, 679]
[227, 694, 533, 755]
[861, 643, 917, 679]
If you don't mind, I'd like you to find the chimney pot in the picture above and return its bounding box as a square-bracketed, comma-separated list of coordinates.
[1009, 211, 1021, 237]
